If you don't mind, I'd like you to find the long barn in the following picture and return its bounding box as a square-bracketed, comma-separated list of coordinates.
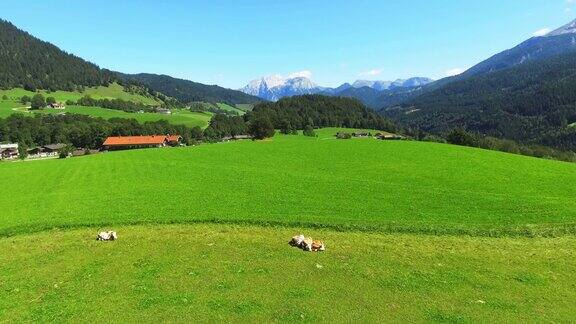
[103, 135, 181, 150]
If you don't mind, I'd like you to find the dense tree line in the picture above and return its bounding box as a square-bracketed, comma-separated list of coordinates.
[386, 51, 576, 151]
[75, 95, 153, 113]
[250, 95, 398, 132]
[0, 114, 202, 150]
[0, 20, 115, 91]
[413, 128, 576, 163]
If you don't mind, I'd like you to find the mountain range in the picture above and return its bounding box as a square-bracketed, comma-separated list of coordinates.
[239, 75, 433, 104]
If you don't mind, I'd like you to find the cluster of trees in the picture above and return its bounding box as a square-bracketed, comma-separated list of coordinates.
[251, 95, 397, 132]
[416, 128, 576, 162]
[0, 114, 203, 150]
[389, 51, 576, 152]
[0, 20, 115, 91]
[75, 95, 153, 113]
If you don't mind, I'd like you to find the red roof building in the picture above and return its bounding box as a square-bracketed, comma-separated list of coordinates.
[103, 135, 181, 150]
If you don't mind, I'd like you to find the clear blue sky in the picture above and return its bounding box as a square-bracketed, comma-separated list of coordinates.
[0, 0, 574, 88]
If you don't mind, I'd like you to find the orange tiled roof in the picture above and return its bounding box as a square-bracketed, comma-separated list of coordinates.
[103, 135, 171, 146]
[166, 135, 181, 143]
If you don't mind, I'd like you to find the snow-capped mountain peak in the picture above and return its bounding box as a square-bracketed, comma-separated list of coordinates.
[240, 75, 322, 101]
[546, 19, 576, 37]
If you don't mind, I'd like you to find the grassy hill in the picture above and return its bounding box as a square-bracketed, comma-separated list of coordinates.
[0, 84, 212, 128]
[1, 130, 575, 321]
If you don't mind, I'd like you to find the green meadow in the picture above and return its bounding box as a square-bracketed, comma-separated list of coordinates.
[1, 102, 212, 129]
[0, 83, 160, 105]
[1, 224, 575, 322]
[1, 130, 576, 321]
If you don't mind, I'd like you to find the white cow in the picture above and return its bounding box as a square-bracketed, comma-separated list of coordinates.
[97, 231, 118, 241]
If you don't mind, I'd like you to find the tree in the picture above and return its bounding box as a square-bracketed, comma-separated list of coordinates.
[46, 96, 56, 105]
[17, 142, 28, 160]
[1, 95, 7, 100]
[280, 120, 294, 135]
[20, 95, 31, 104]
[58, 145, 74, 159]
[249, 116, 275, 140]
[303, 124, 316, 137]
[30, 94, 46, 110]
[446, 128, 477, 147]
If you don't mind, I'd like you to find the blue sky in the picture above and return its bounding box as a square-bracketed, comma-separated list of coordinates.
[0, 0, 574, 88]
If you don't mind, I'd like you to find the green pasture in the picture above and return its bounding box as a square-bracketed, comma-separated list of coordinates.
[0, 83, 160, 105]
[0, 130, 575, 237]
[0, 224, 574, 322]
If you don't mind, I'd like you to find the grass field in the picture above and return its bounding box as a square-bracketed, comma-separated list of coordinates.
[1, 224, 575, 322]
[0, 129, 575, 236]
[0, 83, 161, 106]
[1, 130, 576, 321]
[216, 103, 245, 115]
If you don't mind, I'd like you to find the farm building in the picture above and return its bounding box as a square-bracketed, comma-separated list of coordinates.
[47, 102, 65, 109]
[377, 133, 405, 140]
[27, 144, 68, 159]
[103, 135, 182, 150]
[222, 135, 253, 141]
[156, 108, 172, 115]
[0, 143, 19, 160]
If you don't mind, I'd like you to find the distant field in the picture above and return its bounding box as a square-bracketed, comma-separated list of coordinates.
[0, 130, 574, 236]
[37, 105, 212, 129]
[235, 103, 254, 111]
[1, 224, 574, 322]
[0, 83, 160, 105]
[1, 103, 212, 129]
[216, 103, 245, 115]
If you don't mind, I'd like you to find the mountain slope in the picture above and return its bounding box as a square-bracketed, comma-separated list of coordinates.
[0, 19, 115, 91]
[120, 73, 262, 105]
[447, 19, 576, 81]
[386, 51, 576, 151]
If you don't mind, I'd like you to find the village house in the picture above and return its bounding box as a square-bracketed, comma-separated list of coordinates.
[222, 135, 253, 141]
[156, 108, 172, 115]
[377, 133, 405, 140]
[27, 144, 68, 159]
[47, 102, 66, 109]
[102, 135, 182, 150]
[0, 143, 19, 160]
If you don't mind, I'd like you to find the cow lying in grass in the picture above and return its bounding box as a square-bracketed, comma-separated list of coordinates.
[290, 234, 325, 252]
[97, 231, 118, 241]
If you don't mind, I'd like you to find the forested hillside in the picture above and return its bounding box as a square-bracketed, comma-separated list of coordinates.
[118, 73, 262, 105]
[0, 20, 115, 91]
[386, 52, 576, 151]
[252, 95, 397, 131]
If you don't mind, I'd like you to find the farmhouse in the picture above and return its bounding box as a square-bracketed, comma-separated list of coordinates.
[47, 102, 65, 109]
[377, 133, 405, 140]
[27, 144, 68, 159]
[103, 135, 182, 150]
[0, 143, 19, 160]
[156, 108, 172, 115]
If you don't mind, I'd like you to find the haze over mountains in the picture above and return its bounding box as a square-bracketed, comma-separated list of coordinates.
[239, 75, 433, 102]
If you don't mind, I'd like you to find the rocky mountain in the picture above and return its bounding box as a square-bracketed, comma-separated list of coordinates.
[240, 76, 325, 101]
[240, 75, 433, 103]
